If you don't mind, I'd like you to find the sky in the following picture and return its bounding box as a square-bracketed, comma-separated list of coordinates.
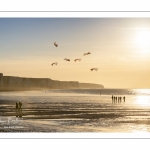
[0, 18, 150, 88]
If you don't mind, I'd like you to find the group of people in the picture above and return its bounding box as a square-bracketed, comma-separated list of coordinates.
[111, 95, 125, 103]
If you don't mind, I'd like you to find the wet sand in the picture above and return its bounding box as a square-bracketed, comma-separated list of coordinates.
[1, 90, 150, 132]
[1, 101, 150, 132]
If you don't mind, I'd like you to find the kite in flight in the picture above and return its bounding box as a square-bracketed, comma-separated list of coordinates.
[51, 62, 58, 66]
[64, 58, 70, 61]
[83, 52, 91, 56]
[74, 58, 81, 62]
[54, 42, 58, 47]
[90, 68, 98, 71]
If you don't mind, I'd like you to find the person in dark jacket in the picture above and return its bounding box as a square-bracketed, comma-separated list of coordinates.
[111, 95, 114, 103]
[16, 102, 19, 117]
[19, 102, 22, 112]
[123, 96, 126, 102]
[16, 102, 18, 112]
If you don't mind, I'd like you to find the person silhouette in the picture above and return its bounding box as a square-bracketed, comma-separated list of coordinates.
[18, 102, 22, 117]
[118, 97, 120, 103]
[112, 95, 113, 101]
[19, 102, 22, 112]
[115, 97, 117, 103]
[16, 102, 18, 111]
[123, 96, 125, 102]
[15, 102, 19, 117]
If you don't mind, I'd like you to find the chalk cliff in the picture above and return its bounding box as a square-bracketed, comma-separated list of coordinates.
[0, 73, 104, 90]
[79, 83, 104, 89]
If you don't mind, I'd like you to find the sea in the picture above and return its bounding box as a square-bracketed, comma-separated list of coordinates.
[0, 88, 150, 132]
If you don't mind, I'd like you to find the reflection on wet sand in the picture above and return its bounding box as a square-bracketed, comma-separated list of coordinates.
[0, 91, 150, 132]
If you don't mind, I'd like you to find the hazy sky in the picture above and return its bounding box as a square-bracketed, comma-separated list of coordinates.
[0, 18, 150, 88]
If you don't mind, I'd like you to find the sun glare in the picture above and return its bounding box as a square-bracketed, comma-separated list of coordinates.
[135, 30, 150, 54]
[136, 96, 150, 106]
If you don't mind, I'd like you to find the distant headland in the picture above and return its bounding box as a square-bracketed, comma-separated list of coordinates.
[0, 73, 104, 91]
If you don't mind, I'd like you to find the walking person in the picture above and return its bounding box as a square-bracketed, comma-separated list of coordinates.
[111, 95, 114, 103]
[115, 97, 117, 103]
[16, 102, 19, 112]
[113, 96, 115, 103]
[15, 102, 19, 117]
[123, 96, 126, 102]
[18, 102, 22, 117]
[19, 102, 22, 112]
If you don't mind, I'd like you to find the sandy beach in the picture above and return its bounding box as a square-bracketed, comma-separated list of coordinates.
[0, 89, 150, 132]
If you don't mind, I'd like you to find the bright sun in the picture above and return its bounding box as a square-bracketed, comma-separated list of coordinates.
[135, 30, 150, 53]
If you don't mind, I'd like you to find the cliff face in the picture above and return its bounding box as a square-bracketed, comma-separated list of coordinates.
[0, 73, 104, 90]
[79, 83, 104, 89]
